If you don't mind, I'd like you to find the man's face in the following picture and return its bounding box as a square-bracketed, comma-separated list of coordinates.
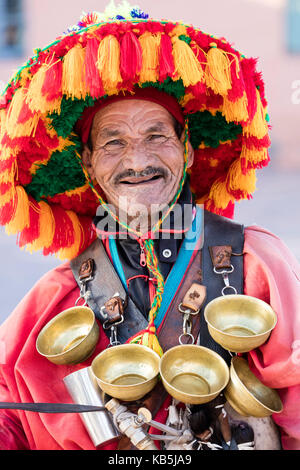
[82, 99, 194, 217]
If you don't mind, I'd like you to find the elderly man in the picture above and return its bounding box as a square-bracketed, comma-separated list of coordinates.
[0, 4, 299, 451]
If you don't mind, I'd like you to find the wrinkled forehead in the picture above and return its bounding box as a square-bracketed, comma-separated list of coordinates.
[91, 99, 177, 136]
[75, 87, 185, 144]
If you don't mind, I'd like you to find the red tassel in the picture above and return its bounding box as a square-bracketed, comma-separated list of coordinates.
[226, 54, 246, 102]
[41, 59, 63, 102]
[0, 156, 15, 173]
[240, 58, 258, 122]
[17, 100, 34, 124]
[0, 199, 16, 225]
[43, 205, 75, 256]
[0, 182, 12, 195]
[120, 31, 142, 84]
[84, 38, 105, 99]
[159, 34, 175, 82]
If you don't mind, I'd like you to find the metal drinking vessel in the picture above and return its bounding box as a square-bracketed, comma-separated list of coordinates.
[63, 367, 120, 447]
[36, 306, 99, 365]
[160, 344, 230, 405]
[91, 344, 160, 401]
[224, 356, 283, 417]
[204, 294, 277, 353]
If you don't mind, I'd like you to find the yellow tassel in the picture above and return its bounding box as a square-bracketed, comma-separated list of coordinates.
[172, 36, 204, 87]
[0, 145, 19, 161]
[169, 24, 188, 38]
[244, 89, 268, 139]
[138, 32, 160, 83]
[0, 109, 7, 140]
[57, 211, 83, 260]
[240, 146, 268, 167]
[222, 92, 249, 123]
[5, 186, 30, 234]
[0, 166, 16, 185]
[62, 44, 87, 100]
[208, 177, 234, 209]
[0, 160, 16, 207]
[226, 159, 256, 194]
[26, 200, 55, 251]
[5, 87, 40, 139]
[26, 63, 61, 114]
[97, 35, 122, 92]
[205, 43, 232, 95]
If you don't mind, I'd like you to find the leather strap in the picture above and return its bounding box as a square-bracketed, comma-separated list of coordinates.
[157, 249, 203, 351]
[209, 245, 233, 270]
[71, 240, 148, 343]
[200, 210, 244, 365]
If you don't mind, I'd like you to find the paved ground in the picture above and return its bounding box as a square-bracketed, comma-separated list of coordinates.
[0, 167, 299, 325]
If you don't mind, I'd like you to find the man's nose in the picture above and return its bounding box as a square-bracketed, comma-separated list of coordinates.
[122, 140, 154, 172]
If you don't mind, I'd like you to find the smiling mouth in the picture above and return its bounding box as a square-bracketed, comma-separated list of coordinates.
[119, 175, 164, 185]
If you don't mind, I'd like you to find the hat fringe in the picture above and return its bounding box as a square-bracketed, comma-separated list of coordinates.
[205, 43, 232, 95]
[172, 36, 205, 87]
[83, 37, 104, 99]
[97, 34, 122, 92]
[244, 89, 268, 139]
[26, 200, 55, 252]
[139, 32, 160, 83]
[62, 44, 87, 100]
[5, 186, 29, 234]
[120, 31, 143, 83]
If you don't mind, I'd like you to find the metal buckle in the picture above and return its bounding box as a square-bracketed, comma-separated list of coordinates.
[178, 303, 200, 316]
[103, 314, 124, 330]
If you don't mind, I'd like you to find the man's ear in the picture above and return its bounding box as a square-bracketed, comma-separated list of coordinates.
[82, 144, 95, 179]
[180, 132, 194, 169]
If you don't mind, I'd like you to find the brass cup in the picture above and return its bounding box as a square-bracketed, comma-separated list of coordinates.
[36, 306, 99, 365]
[91, 344, 160, 402]
[204, 294, 277, 353]
[224, 356, 283, 417]
[160, 345, 230, 405]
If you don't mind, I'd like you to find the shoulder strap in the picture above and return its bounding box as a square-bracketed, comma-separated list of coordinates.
[70, 240, 148, 344]
[200, 210, 245, 364]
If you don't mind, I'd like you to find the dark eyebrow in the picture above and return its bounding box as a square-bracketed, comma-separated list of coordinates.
[100, 128, 122, 139]
[144, 122, 170, 134]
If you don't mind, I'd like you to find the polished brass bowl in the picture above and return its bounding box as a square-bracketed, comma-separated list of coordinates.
[224, 356, 283, 417]
[204, 295, 277, 353]
[160, 345, 229, 405]
[91, 344, 160, 401]
[36, 307, 99, 365]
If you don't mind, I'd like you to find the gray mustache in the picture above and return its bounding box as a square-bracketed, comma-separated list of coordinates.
[114, 167, 167, 184]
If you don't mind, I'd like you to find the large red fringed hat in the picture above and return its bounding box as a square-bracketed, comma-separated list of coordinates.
[0, 1, 271, 260]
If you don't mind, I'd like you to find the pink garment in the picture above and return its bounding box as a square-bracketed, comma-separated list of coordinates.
[244, 226, 300, 450]
[0, 226, 299, 450]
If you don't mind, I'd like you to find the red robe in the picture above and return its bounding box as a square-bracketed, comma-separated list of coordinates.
[0, 226, 299, 450]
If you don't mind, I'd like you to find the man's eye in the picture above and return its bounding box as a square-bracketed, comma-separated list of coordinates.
[104, 139, 124, 147]
[147, 134, 168, 142]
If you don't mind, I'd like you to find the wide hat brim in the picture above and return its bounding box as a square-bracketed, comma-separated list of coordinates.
[0, 10, 270, 260]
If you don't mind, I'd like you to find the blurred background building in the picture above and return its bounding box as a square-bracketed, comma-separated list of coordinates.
[0, 0, 299, 324]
